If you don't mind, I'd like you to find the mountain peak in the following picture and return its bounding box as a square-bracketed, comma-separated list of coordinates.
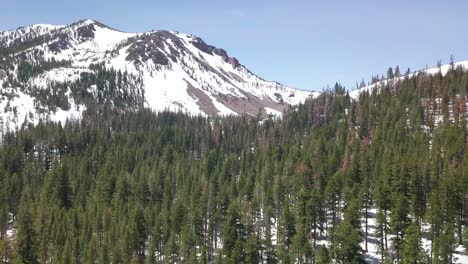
[73, 19, 106, 28]
[0, 19, 318, 132]
[80, 19, 97, 25]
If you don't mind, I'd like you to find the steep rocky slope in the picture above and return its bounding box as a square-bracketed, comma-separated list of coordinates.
[0, 19, 318, 132]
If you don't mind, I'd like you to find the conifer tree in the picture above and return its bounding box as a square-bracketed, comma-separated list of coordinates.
[15, 187, 38, 264]
[291, 224, 312, 263]
[331, 220, 363, 263]
[400, 222, 426, 264]
[315, 246, 330, 264]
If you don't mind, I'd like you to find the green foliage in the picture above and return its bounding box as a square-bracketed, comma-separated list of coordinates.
[400, 223, 426, 264]
[331, 220, 364, 263]
[291, 224, 313, 263]
[17, 60, 71, 83]
[0, 67, 466, 263]
[315, 246, 330, 264]
[15, 187, 39, 264]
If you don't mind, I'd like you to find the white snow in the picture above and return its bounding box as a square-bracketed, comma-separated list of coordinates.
[350, 61, 468, 100]
[0, 24, 64, 46]
[0, 87, 85, 133]
[2, 19, 319, 126]
[42, 22, 136, 66]
[265, 107, 282, 117]
[358, 208, 468, 264]
[28, 67, 90, 89]
[142, 63, 205, 116]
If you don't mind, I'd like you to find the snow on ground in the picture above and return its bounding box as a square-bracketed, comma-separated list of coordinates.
[175, 32, 317, 108]
[361, 208, 380, 264]
[5, 213, 16, 239]
[0, 87, 85, 133]
[142, 62, 205, 116]
[49, 99, 85, 124]
[0, 88, 37, 131]
[28, 67, 90, 89]
[420, 223, 468, 264]
[0, 23, 64, 46]
[4, 20, 319, 118]
[265, 107, 282, 117]
[107, 45, 139, 74]
[453, 245, 468, 264]
[43, 21, 136, 67]
[358, 208, 468, 264]
[350, 61, 468, 100]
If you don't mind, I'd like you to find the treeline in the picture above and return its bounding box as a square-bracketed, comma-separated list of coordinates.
[16, 60, 71, 84]
[28, 63, 145, 112]
[0, 66, 467, 263]
[5, 60, 145, 115]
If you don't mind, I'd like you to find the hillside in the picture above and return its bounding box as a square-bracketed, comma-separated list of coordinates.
[0, 19, 318, 133]
[0, 58, 467, 263]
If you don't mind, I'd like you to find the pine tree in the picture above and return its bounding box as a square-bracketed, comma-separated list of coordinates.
[61, 238, 72, 264]
[395, 66, 401, 77]
[278, 199, 295, 250]
[315, 246, 330, 264]
[390, 192, 410, 262]
[85, 236, 98, 264]
[0, 238, 12, 264]
[15, 187, 39, 264]
[0, 67, 465, 264]
[331, 220, 363, 263]
[222, 202, 244, 261]
[244, 233, 260, 264]
[400, 222, 426, 264]
[387, 67, 394, 79]
[291, 224, 312, 263]
[375, 210, 387, 262]
[432, 224, 455, 264]
[308, 188, 325, 248]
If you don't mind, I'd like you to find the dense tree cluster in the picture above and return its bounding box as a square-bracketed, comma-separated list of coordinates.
[0, 66, 467, 263]
[16, 60, 72, 84]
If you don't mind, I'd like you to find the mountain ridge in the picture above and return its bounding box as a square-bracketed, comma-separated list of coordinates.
[0, 19, 318, 133]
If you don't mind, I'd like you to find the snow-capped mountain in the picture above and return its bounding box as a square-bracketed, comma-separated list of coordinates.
[0, 19, 318, 132]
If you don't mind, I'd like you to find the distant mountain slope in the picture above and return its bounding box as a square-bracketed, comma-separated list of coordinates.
[349, 61, 468, 100]
[0, 19, 318, 132]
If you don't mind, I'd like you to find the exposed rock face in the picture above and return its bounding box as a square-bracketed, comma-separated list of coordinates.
[0, 19, 318, 127]
[186, 82, 219, 116]
[126, 31, 191, 66]
[76, 24, 96, 40]
[227, 57, 240, 68]
[191, 37, 214, 54]
[48, 33, 70, 53]
[191, 38, 240, 68]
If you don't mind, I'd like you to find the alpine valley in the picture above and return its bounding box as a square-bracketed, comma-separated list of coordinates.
[0, 19, 467, 264]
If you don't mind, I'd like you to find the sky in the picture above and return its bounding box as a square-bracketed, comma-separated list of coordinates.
[1, 0, 467, 91]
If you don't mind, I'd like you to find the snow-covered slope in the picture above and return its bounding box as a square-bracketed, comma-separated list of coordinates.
[0, 19, 318, 133]
[349, 61, 468, 100]
[0, 23, 65, 47]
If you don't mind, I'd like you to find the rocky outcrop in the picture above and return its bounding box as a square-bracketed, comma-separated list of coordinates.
[186, 82, 219, 115]
[126, 31, 189, 66]
[192, 38, 241, 68]
[76, 24, 96, 40]
[0, 19, 316, 121]
[48, 33, 70, 53]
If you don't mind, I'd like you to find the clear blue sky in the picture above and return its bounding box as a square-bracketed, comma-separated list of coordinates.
[1, 0, 467, 91]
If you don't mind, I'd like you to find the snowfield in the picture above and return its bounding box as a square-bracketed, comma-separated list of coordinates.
[350, 61, 468, 100]
[0, 19, 319, 133]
